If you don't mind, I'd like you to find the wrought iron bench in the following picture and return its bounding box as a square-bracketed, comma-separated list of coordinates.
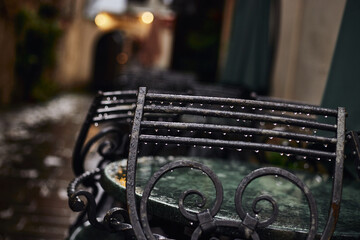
[68, 87, 360, 239]
[68, 90, 137, 234]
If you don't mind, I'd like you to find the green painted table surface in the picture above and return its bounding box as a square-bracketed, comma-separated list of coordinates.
[101, 156, 360, 239]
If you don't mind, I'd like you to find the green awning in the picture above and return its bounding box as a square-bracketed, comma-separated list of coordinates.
[221, 0, 271, 94]
[321, 0, 360, 131]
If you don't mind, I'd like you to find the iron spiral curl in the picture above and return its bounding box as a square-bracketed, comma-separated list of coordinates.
[235, 167, 318, 240]
[139, 160, 223, 240]
[74, 126, 128, 179]
[67, 169, 131, 232]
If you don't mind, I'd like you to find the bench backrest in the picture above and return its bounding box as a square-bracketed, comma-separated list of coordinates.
[71, 82, 247, 177]
[72, 90, 137, 176]
[126, 87, 346, 240]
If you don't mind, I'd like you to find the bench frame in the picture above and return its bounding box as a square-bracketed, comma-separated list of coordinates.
[68, 87, 358, 240]
[126, 87, 345, 240]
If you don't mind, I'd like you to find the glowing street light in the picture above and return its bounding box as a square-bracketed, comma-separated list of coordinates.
[95, 12, 115, 30]
[141, 11, 154, 24]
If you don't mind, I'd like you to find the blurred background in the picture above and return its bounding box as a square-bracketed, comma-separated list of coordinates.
[0, 0, 359, 239]
[1, 0, 357, 105]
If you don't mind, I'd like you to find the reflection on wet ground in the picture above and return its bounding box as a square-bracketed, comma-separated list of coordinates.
[0, 94, 92, 240]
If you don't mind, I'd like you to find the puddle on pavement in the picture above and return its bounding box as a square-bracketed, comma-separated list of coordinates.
[0, 93, 92, 239]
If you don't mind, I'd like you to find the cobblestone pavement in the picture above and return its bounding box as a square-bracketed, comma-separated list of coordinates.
[0, 94, 92, 240]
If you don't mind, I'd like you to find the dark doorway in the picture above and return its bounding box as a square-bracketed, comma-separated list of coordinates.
[92, 30, 124, 91]
[170, 0, 224, 83]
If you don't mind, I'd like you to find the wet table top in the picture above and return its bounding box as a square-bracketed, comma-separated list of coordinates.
[101, 156, 360, 239]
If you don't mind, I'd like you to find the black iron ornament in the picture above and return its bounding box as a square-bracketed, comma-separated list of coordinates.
[67, 87, 355, 240]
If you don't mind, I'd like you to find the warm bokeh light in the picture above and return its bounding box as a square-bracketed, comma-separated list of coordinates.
[141, 11, 154, 24]
[95, 12, 115, 30]
[116, 52, 128, 65]
[116, 169, 126, 187]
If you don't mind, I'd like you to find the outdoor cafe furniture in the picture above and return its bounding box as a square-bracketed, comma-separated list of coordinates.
[67, 87, 360, 239]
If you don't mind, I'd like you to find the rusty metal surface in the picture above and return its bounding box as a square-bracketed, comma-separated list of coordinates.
[320, 108, 346, 240]
[126, 87, 147, 240]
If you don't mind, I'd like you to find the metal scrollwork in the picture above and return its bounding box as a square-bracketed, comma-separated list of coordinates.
[103, 207, 132, 231]
[235, 167, 318, 240]
[96, 129, 128, 160]
[136, 162, 318, 240]
[67, 169, 132, 232]
[139, 160, 223, 240]
[74, 126, 128, 178]
[82, 127, 126, 160]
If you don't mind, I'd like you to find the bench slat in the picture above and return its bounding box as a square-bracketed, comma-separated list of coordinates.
[146, 93, 338, 116]
[139, 135, 336, 159]
[141, 121, 337, 144]
[144, 105, 337, 131]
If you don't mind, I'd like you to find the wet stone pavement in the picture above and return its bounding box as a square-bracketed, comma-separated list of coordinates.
[0, 94, 92, 240]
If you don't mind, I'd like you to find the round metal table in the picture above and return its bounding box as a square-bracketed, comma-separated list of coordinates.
[101, 156, 360, 239]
